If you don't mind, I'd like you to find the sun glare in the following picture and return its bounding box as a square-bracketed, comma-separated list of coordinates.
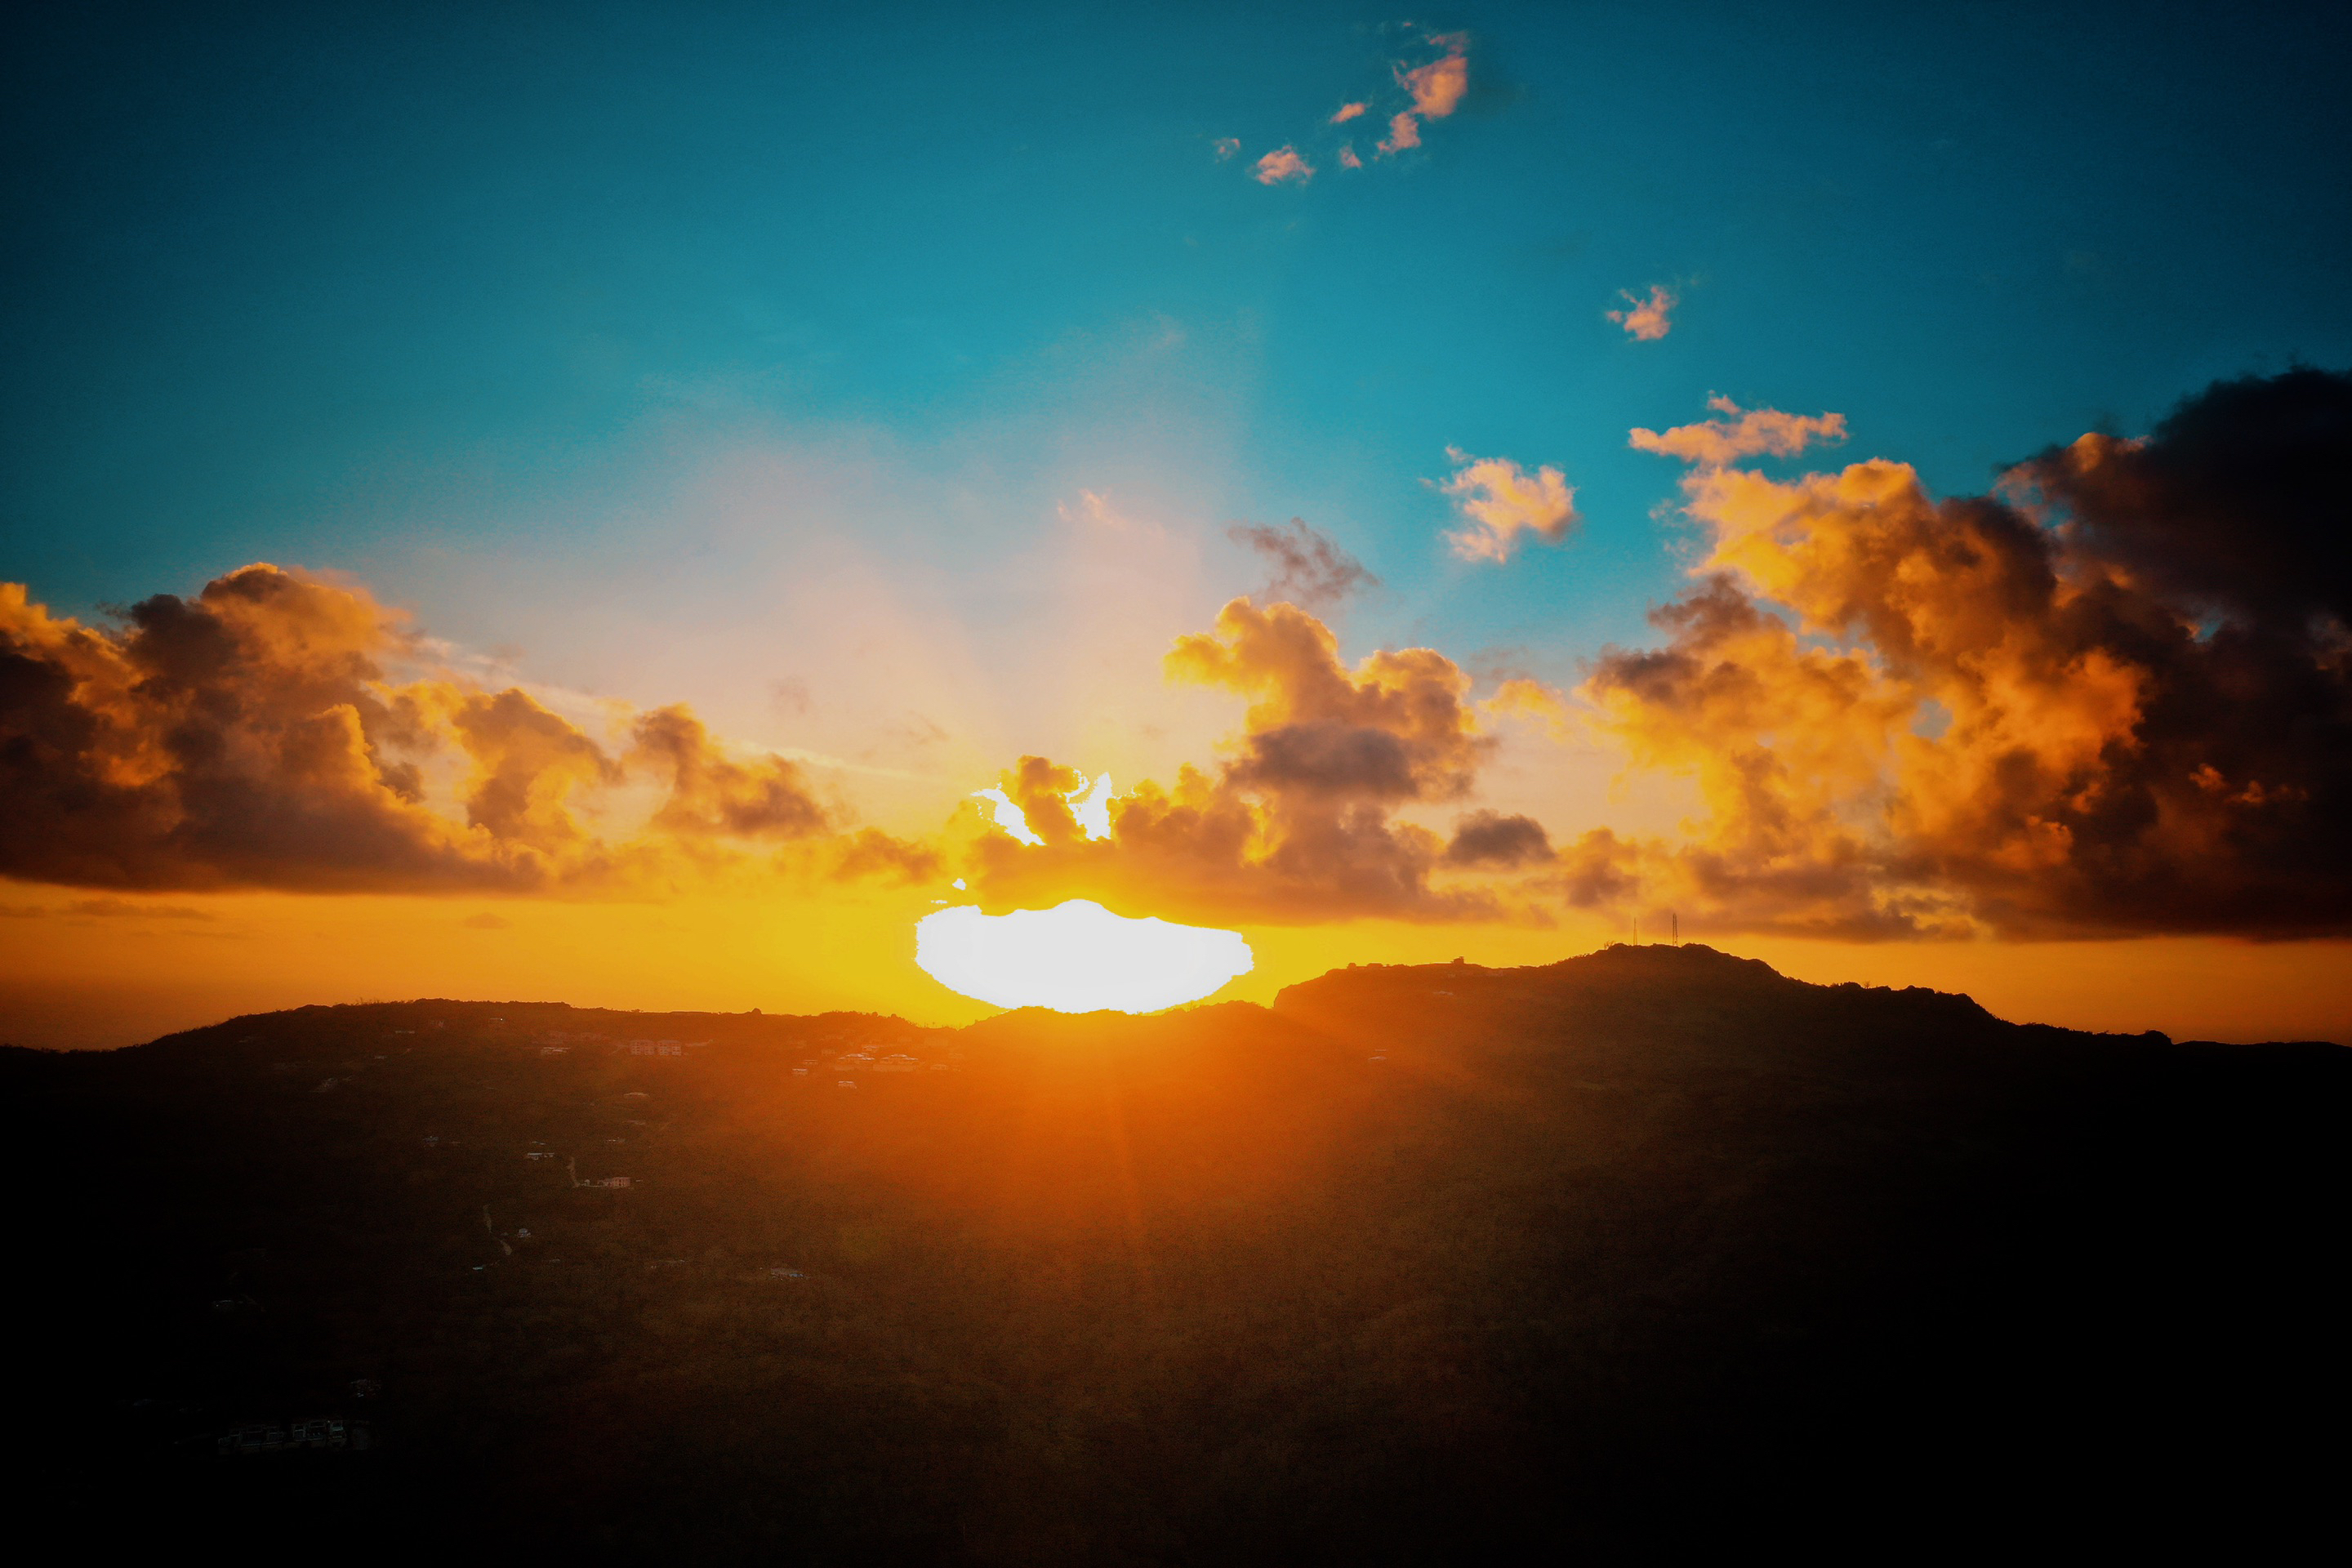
[915, 899, 1253, 1013]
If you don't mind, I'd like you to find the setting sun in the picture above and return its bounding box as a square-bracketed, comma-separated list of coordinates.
[915, 899, 1254, 1012]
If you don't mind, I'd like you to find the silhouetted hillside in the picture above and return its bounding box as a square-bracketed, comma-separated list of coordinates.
[6, 946, 2343, 1560]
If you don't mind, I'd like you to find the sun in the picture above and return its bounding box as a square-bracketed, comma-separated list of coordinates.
[915, 900, 1254, 1013]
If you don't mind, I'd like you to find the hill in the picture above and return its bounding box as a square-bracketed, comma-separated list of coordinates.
[5, 944, 2344, 1559]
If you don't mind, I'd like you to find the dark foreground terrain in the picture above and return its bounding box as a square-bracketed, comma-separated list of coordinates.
[6, 943, 2345, 1560]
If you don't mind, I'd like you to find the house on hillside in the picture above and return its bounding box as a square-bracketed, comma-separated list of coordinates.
[218, 1419, 371, 1455]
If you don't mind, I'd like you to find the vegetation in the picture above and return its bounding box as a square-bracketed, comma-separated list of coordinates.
[7, 944, 2343, 1559]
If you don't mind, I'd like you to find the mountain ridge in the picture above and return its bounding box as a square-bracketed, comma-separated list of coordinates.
[6, 942, 2343, 1558]
[33, 941, 2335, 1060]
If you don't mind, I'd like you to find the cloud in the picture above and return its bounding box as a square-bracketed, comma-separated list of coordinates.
[71, 897, 212, 920]
[1629, 394, 1847, 469]
[0, 897, 214, 920]
[1482, 677, 1575, 738]
[453, 688, 619, 852]
[0, 566, 533, 892]
[1438, 448, 1580, 563]
[1253, 146, 1313, 185]
[1579, 371, 2352, 939]
[768, 676, 812, 716]
[0, 564, 844, 894]
[2018, 368, 2352, 630]
[1377, 111, 1422, 155]
[1398, 38, 1469, 119]
[1374, 31, 1470, 157]
[1445, 810, 1552, 867]
[630, 706, 829, 840]
[829, 826, 944, 885]
[463, 912, 512, 930]
[1213, 137, 1241, 161]
[1228, 518, 1380, 612]
[964, 599, 1531, 924]
[1246, 31, 1468, 181]
[1607, 284, 1677, 341]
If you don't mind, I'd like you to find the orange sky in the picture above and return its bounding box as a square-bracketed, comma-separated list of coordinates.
[5, 877, 2347, 1051]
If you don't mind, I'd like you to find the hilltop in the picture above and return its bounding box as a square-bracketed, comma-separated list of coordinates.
[6, 945, 2344, 1559]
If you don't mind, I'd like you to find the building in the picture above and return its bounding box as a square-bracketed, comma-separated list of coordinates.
[218, 1418, 370, 1454]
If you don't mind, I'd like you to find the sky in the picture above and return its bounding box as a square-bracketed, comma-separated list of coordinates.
[4, 1, 2350, 1046]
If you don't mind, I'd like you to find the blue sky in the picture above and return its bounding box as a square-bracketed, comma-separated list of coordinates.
[7, 0, 2348, 714]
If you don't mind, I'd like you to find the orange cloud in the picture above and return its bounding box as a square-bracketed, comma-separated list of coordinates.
[1213, 137, 1241, 161]
[1253, 146, 1313, 185]
[1482, 676, 1575, 741]
[0, 565, 860, 895]
[1579, 371, 2352, 939]
[1606, 284, 1677, 341]
[1377, 111, 1421, 155]
[1438, 448, 1580, 563]
[1629, 394, 1847, 468]
[1255, 32, 1465, 176]
[630, 706, 828, 841]
[827, 826, 943, 885]
[964, 599, 1532, 924]
[1397, 36, 1469, 118]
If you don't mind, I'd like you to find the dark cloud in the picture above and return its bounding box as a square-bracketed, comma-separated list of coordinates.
[0, 898, 212, 920]
[1229, 723, 1419, 800]
[69, 897, 212, 920]
[1594, 369, 2352, 938]
[1446, 810, 1552, 867]
[1227, 519, 1379, 612]
[0, 566, 539, 891]
[0, 564, 842, 894]
[2020, 367, 2352, 629]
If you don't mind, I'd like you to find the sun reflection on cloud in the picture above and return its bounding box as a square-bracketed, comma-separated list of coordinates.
[973, 770, 1116, 846]
[915, 900, 1253, 1013]
[970, 787, 1045, 846]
